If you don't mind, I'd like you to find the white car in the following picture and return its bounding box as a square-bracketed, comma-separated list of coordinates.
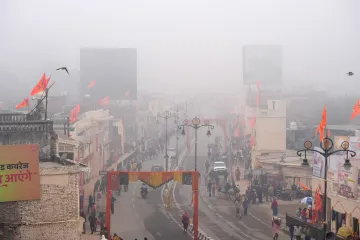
[167, 148, 177, 159]
[213, 161, 227, 174]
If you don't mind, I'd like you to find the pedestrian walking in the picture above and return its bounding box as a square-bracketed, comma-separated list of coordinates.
[182, 212, 190, 233]
[87, 195, 93, 213]
[235, 200, 241, 219]
[243, 196, 249, 216]
[293, 225, 302, 240]
[271, 198, 278, 216]
[289, 224, 294, 240]
[207, 180, 212, 197]
[272, 217, 281, 240]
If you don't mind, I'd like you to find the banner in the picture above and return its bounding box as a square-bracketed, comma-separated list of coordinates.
[0, 144, 41, 202]
[337, 158, 358, 199]
[334, 136, 350, 150]
[313, 147, 325, 178]
[350, 137, 360, 158]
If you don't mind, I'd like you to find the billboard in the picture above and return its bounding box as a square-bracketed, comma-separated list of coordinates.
[80, 48, 137, 100]
[334, 136, 350, 150]
[243, 45, 282, 85]
[336, 157, 358, 199]
[0, 144, 41, 202]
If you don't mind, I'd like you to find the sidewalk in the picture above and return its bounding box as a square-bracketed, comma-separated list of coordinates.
[83, 151, 135, 199]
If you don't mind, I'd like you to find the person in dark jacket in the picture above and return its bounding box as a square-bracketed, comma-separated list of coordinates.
[182, 212, 190, 233]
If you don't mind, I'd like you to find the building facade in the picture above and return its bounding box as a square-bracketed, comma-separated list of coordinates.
[0, 113, 82, 240]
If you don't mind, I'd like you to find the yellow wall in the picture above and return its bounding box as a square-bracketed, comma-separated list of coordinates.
[255, 100, 286, 152]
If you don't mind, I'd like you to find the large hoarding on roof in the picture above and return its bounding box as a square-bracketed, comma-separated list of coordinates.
[80, 48, 137, 100]
[243, 45, 282, 85]
[0, 144, 41, 202]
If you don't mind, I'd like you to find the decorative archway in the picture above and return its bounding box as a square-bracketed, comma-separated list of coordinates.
[105, 170, 200, 240]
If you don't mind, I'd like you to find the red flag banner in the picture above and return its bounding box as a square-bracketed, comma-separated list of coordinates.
[30, 73, 50, 96]
[99, 96, 110, 106]
[15, 97, 29, 109]
[250, 136, 255, 147]
[69, 104, 80, 123]
[88, 80, 96, 88]
[256, 81, 261, 107]
[315, 105, 327, 142]
[251, 115, 256, 128]
[124, 89, 130, 98]
[350, 99, 360, 120]
[235, 127, 241, 137]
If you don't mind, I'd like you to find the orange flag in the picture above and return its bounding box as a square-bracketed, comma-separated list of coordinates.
[250, 137, 255, 148]
[350, 99, 360, 120]
[250, 115, 256, 128]
[99, 96, 110, 106]
[15, 97, 29, 109]
[124, 89, 130, 98]
[256, 81, 261, 107]
[88, 80, 96, 88]
[235, 127, 241, 137]
[30, 73, 50, 96]
[315, 105, 327, 142]
[69, 104, 80, 123]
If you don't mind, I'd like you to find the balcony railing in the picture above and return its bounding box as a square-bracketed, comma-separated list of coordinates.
[0, 120, 54, 132]
[0, 113, 28, 122]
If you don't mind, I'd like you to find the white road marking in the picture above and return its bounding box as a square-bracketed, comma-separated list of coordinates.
[208, 204, 213, 209]
[133, 191, 135, 196]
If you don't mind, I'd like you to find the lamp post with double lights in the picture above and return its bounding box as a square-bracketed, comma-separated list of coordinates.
[178, 117, 214, 171]
[297, 137, 355, 238]
[171, 105, 184, 166]
[155, 110, 177, 171]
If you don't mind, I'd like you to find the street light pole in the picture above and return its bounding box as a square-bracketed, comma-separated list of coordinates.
[155, 110, 177, 171]
[178, 117, 214, 171]
[171, 105, 184, 166]
[297, 137, 355, 238]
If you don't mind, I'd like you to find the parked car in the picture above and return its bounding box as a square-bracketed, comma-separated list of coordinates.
[212, 161, 227, 175]
[151, 165, 164, 172]
[167, 148, 177, 159]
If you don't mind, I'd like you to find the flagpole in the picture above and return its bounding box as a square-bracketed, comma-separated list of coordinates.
[45, 88, 48, 120]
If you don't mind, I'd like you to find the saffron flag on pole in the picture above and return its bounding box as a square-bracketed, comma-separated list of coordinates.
[315, 105, 327, 142]
[15, 97, 29, 109]
[99, 96, 110, 106]
[88, 80, 96, 88]
[350, 99, 360, 120]
[69, 104, 80, 123]
[30, 73, 50, 96]
[124, 89, 130, 98]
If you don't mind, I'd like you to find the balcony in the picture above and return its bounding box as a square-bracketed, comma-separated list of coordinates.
[0, 113, 55, 161]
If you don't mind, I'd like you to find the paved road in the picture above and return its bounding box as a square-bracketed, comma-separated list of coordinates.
[110, 136, 192, 240]
[172, 127, 289, 240]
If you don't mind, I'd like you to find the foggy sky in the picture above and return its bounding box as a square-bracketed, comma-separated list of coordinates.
[1, 0, 360, 96]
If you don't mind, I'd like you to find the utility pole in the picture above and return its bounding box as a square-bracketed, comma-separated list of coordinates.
[155, 111, 177, 171]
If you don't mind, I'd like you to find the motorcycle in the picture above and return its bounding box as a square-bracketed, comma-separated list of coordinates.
[141, 187, 148, 198]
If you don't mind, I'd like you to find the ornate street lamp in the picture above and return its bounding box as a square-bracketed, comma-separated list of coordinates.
[178, 117, 214, 171]
[297, 137, 356, 238]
